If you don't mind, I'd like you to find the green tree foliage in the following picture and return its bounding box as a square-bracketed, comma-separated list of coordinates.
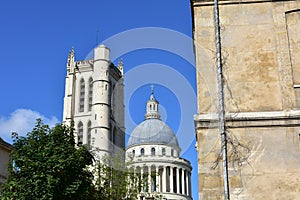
[1, 119, 163, 200]
[92, 154, 164, 200]
[1, 119, 94, 200]
[92, 154, 140, 200]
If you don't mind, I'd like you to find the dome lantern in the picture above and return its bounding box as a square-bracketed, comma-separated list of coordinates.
[145, 85, 161, 119]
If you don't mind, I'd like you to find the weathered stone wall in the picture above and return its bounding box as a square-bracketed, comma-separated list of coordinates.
[192, 0, 300, 199]
[194, 111, 300, 199]
[193, 0, 300, 114]
[0, 140, 13, 185]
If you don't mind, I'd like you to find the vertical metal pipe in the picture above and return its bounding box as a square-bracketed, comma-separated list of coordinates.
[213, 0, 230, 199]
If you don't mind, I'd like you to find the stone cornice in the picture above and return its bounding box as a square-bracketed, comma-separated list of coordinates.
[194, 110, 300, 129]
[130, 156, 192, 170]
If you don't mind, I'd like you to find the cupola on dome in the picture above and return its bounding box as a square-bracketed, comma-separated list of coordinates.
[127, 88, 179, 148]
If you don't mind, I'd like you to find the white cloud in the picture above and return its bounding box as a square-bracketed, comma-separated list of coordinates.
[0, 109, 59, 143]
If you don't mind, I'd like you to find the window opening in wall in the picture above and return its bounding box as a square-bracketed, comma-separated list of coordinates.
[159, 168, 163, 192]
[111, 83, 115, 114]
[166, 166, 170, 192]
[179, 169, 182, 194]
[88, 78, 93, 111]
[136, 167, 142, 192]
[132, 149, 135, 157]
[162, 148, 166, 156]
[78, 122, 83, 146]
[171, 149, 174, 157]
[141, 148, 145, 156]
[79, 79, 85, 112]
[151, 165, 156, 192]
[143, 166, 148, 192]
[151, 147, 155, 156]
[173, 167, 177, 193]
[87, 121, 91, 148]
[184, 170, 187, 195]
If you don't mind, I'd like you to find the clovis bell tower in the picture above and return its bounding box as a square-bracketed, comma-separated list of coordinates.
[63, 44, 125, 160]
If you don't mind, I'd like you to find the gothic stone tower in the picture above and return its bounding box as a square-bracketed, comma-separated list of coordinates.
[63, 45, 125, 159]
[191, 0, 300, 199]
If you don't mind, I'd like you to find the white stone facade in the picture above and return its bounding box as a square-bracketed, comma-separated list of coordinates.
[63, 45, 125, 159]
[126, 91, 192, 200]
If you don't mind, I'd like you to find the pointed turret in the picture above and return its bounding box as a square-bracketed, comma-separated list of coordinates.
[67, 47, 75, 72]
[118, 59, 124, 75]
[63, 47, 76, 126]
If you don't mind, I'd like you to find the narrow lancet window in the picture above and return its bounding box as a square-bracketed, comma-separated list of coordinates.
[88, 78, 93, 111]
[87, 121, 91, 147]
[79, 79, 85, 112]
[78, 122, 83, 146]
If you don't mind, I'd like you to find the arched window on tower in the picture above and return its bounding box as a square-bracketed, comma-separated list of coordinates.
[151, 147, 155, 156]
[87, 121, 91, 148]
[88, 78, 93, 111]
[141, 148, 145, 156]
[79, 79, 85, 112]
[132, 149, 135, 157]
[78, 122, 83, 146]
[162, 148, 166, 156]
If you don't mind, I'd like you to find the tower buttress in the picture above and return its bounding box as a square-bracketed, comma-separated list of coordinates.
[92, 45, 112, 159]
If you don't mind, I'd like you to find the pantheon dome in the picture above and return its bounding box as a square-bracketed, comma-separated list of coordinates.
[126, 89, 192, 200]
[128, 118, 179, 148]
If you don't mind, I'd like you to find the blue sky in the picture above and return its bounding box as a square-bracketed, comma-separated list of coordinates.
[0, 1, 198, 199]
